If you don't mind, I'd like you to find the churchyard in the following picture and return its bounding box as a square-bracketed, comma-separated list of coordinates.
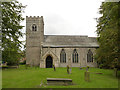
[2, 65, 119, 88]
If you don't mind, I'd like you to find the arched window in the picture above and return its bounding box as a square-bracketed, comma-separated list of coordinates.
[32, 24, 37, 31]
[72, 49, 78, 63]
[60, 49, 66, 63]
[87, 49, 93, 62]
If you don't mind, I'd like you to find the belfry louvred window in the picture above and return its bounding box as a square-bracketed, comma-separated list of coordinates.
[32, 24, 37, 31]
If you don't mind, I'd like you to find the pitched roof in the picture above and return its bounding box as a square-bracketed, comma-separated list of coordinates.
[43, 35, 99, 48]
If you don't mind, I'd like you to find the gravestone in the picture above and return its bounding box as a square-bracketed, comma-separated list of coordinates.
[86, 66, 89, 71]
[113, 68, 118, 77]
[53, 64, 56, 71]
[84, 71, 90, 82]
[67, 65, 70, 74]
[80, 67, 83, 70]
[80, 63, 82, 69]
[69, 67, 72, 74]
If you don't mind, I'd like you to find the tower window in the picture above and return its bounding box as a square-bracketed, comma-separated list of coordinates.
[32, 24, 37, 31]
[72, 49, 78, 63]
[60, 49, 66, 63]
[87, 49, 93, 62]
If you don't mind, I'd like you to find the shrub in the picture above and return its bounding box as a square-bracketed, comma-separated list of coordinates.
[99, 64, 104, 69]
[87, 66, 89, 68]
[19, 60, 26, 65]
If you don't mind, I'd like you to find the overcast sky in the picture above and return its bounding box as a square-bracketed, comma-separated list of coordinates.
[19, 0, 105, 43]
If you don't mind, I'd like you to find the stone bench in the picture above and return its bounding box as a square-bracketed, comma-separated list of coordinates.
[47, 78, 73, 85]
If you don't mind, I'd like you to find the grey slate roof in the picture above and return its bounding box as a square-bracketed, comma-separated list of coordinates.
[43, 35, 99, 48]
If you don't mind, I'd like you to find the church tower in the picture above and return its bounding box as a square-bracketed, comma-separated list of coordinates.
[26, 16, 44, 66]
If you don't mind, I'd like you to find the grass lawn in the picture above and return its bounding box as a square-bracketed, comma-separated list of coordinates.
[2, 65, 119, 88]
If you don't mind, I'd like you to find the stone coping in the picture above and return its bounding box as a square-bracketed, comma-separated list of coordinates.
[47, 78, 72, 81]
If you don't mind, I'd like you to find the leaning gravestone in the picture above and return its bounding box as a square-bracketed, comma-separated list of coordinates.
[67, 65, 70, 74]
[53, 64, 56, 71]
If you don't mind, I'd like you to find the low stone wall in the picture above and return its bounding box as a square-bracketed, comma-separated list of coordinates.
[1, 66, 19, 69]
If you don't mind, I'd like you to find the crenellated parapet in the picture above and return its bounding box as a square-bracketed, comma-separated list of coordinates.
[26, 16, 43, 18]
[26, 16, 44, 24]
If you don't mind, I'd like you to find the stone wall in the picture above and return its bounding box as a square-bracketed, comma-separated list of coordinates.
[26, 47, 40, 66]
[41, 47, 97, 68]
[26, 16, 44, 66]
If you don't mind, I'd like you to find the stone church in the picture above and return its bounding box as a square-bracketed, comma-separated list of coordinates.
[26, 16, 99, 68]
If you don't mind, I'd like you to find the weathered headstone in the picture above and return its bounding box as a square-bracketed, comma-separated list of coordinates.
[69, 67, 72, 74]
[80, 63, 82, 69]
[16, 63, 19, 68]
[84, 71, 90, 82]
[113, 68, 118, 77]
[53, 64, 56, 71]
[67, 65, 70, 74]
[86, 66, 89, 71]
[80, 67, 82, 70]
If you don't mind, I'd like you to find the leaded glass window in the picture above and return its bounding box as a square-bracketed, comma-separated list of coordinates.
[87, 49, 93, 62]
[72, 49, 78, 63]
[60, 49, 66, 63]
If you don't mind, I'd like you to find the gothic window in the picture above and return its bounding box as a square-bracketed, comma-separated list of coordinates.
[32, 24, 37, 31]
[87, 49, 93, 62]
[60, 49, 66, 63]
[72, 49, 78, 63]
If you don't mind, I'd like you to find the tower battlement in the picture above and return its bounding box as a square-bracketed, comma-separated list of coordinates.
[26, 16, 44, 25]
[26, 16, 44, 21]
[26, 16, 43, 18]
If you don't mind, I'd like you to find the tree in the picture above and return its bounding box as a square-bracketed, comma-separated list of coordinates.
[95, 2, 120, 68]
[1, 0, 26, 65]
